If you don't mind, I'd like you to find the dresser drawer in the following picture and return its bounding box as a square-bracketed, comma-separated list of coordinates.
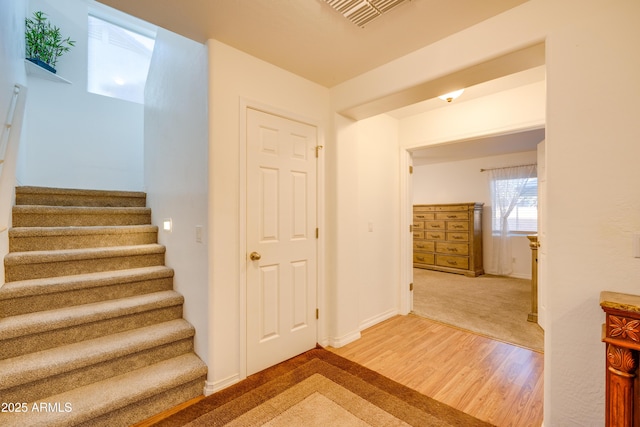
[447, 221, 469, 231]
[435, 212, 469, 221]
[413, 231, 424, 239]
[413, 221, 424, 230]
[414, 241, 435, 252]
[447, 232, 469, 242]
[436, 242, 469, 255]
[414, 253, 435, 265]
[436, 255, 469, 269]
[426, 231, 446, 240]
[413, 212, 435, 221]
[435, 205, 467, 212]
[425, 221, 445, 230]
[414, 206, 435, 213]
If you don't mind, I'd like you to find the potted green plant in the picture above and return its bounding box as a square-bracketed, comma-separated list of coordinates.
[25, 11, 75, 74]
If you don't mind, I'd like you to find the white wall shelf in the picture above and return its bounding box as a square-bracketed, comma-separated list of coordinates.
[25, 59, 71, 84]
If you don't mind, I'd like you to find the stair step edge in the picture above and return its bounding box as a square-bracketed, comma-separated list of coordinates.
[0, 319, 194, 390]
[4, 244, 166, 266]
[0, 290, 184, 340]
[13, 205, 151, 214]
[9, 225, 158, 238]
[0, 266, 174, 301]
[0, 353, 207, 427]
[16, 186, 146, 199]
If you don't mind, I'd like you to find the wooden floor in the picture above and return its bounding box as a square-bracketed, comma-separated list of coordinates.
[328, 314, 543, 427]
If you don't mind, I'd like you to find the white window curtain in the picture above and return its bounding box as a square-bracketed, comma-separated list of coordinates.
[489, 164, 537, 275]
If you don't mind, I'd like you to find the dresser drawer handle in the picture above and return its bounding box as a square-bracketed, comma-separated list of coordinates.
[446, 260, 459, 266]
[447, 215, 457, 219]
[453, 225, 463, 229]
[417, 215, 425, 218]
[452, 236, 464, 240]
[449, 248, 458, 252]
[417, 244, 424, 248]
[431, 224, 441, 228]
[432, 234, 441, 239]
[417, 256, 425, 261]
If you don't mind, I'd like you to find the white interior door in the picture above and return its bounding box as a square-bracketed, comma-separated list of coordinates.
[246, 108, 318, 375]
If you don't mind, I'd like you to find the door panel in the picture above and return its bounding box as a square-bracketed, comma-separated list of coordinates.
[246, 108, 317, 375]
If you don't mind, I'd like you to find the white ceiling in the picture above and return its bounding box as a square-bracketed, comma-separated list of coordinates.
[96, 0, 527, 88]
[96, 0, 543, 163]
[411, 127, 545, 166]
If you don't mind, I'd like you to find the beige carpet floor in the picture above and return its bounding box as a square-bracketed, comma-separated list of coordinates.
[412, 268, 544, 352]
[154, 348, 492, 426]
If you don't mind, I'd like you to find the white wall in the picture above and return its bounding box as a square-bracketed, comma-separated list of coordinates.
[356, 115, 400, 329]
[399, 81, 545, 150]
[331, 0, 640, 424]
[207, 40, 330, 393]
[19, 0, 144, 191]
[144, 28, 209, 364]
[413, 150, 538, 279]
[0, 0, 29, 286]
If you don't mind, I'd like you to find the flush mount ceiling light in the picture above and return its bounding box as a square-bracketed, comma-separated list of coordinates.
[323, 0, 409, 27]
[438, 89, 465, 103]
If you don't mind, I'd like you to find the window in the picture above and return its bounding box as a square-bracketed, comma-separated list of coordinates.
[87, 15, 156, 104]
[491, 177, 538, 233]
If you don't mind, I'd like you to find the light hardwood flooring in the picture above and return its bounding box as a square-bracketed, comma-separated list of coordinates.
[328, 314, 543, 427]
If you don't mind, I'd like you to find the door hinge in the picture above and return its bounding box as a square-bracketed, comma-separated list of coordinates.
[409, 282, 414, 291]
[315, 145, 324, 158]
[316, 308, 319, 319]
[409, 165, 413, 174]
[409, 224, 413, 232]
[316, 228, 319, 239]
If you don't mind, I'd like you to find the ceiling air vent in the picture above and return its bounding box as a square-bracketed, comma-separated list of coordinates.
[323, 0, 408, 27]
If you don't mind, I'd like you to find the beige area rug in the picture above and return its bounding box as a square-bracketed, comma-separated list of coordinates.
[154, 348, 492, 426]
[412, 268, 544, 352]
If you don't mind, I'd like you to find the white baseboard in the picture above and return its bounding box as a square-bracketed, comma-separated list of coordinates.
[359, 308, 397, 331]
[317, 337, 330, 347]
[484, 269, 531, 280]
[204, 373, 241, 396]
[327, 330, 361, 348]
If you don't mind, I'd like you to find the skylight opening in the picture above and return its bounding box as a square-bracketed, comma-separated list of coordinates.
[87, 14, 156, 104]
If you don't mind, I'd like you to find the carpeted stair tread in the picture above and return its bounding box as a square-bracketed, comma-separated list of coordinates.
[12, 205, 151, 227]
[9, 225, 158, 251]
[4, 244, 166, 281]
[0, 319, 194, 391]
[0, 290, 183, 341]
[13, 204, 151, 216]
[5, 244, 165, 265]
[0, 266, 173, 300]
[0, 353, 207, 427]
[16, 186, 147, 207]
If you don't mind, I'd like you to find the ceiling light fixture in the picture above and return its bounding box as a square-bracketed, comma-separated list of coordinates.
[323, 0, 408, 27]
[438, 89, 464, 103]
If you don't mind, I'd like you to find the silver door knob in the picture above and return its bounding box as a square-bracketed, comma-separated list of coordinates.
[249, 252, 261, 261]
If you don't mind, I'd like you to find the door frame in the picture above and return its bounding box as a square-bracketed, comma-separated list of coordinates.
[399, 149, 413, 315]
[238, 98, 325, 380]
[399, 127, 547, 335]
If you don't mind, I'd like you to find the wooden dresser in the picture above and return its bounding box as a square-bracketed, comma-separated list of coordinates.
[600, 291, 640, 426]
[413, 203, 484, 277]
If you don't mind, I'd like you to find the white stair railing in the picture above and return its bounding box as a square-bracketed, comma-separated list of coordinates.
[0, 84, 26, 233]
[0, 85, 21, 166]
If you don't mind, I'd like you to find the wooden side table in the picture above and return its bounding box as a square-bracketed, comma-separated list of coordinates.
[601, 291, 640, 426]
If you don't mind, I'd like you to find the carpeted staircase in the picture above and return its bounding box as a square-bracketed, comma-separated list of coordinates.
[0, 186, 207, 426]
